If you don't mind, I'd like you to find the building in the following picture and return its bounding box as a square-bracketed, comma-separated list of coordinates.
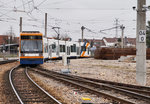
[79, 37, 136, 48]
[0, 35, 19, 53]
[103, 37, 118, 47]
[103, 37, 136, 48]
[0, 35, 19, 45]
[124, 37, 136, 47]
[0, 35, 8, 45]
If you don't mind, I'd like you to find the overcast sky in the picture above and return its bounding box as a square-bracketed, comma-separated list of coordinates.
[0, 0, 150, 40]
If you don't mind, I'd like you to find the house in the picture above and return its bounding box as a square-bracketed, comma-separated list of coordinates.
[0, 35, 19, 53]
[79, 37, 136, 48]
[124, 37, 136, 47]
[0, 35, 8, 45]
[0, 35, 19, 45]
[103, 37, 136, 48]
[103, 37, 118, 47]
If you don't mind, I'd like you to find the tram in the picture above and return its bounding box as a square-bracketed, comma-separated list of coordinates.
[19, 31, 43, 64]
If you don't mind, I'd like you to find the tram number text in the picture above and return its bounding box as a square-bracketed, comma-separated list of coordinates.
[139, 30, 146, 43]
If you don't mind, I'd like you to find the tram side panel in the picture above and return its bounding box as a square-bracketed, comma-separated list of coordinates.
[80, 41, 91, 57]
[58, 40, 66, 58]
[43, 38, 49, 61]
[43, 38, 91, 60]
[68, 41, 78, 58]
[47, 39, 58, 59]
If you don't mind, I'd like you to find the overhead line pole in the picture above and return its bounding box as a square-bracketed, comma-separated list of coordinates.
[81, 26, 85, 42]
[20, 17, 22, 32]
[45, 13, 47, 37]
[120, 25, 125, 48]
[115, 18, 119, 38]
[136, 0, 146, 85]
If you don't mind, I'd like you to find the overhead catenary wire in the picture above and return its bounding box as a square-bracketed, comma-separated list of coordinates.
[0, 0, 136, 39]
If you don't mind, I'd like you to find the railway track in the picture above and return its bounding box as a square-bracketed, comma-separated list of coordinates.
[80, 76, 150, 96]
[9, 65, 62, 104]
[0, 59, 17, 65]
[30, 67, 150, 104]
[50, 71, 150, 96]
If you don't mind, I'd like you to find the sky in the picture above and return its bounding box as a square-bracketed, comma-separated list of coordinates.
[0, 0, 150, 41]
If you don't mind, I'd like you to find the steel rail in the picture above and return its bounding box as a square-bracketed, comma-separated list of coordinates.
[9, 66, 62, 104]
[80, 76, 150, 90]
[43, 70, 150, 102]
[45, 69, 150, 95]
[54, 71, 150, 95]
[34, 68, 150, 103]
[31, 68, 135, 104]
[9, 65, 24, 104]
[25, 67, 62, 104]
[37, 67, 150, 95]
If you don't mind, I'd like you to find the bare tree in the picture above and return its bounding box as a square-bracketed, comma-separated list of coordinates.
[60, 34, 72, 41]
[3, 26, 18, 44]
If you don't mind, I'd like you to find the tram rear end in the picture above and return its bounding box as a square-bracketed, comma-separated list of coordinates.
[19, 31, 43, 65]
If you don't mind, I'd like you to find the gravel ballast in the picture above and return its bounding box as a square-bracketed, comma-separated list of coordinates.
[31, 58, 150, 103]
[0, 62, 19, 103]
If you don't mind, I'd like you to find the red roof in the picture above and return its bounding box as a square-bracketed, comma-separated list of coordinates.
[125, 38, 136, 45]
[103, 37, 118, 43]
[0, 35, 19, 45]
[0, 35, 8, 45]
[103, 37, 136, 45]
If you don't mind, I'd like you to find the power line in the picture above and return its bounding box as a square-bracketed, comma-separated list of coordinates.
[39, 7, 130, 11]
[36, 0, 48, 7]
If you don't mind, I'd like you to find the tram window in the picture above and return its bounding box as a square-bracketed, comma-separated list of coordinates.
[81, 46, 86, 51]
[52, 44, 56, 49]
[71, 46, 73, 52]
[88, 47, 90, 55]
[71, 44, 76, 52]
[73, 44, 76, 52]
[21, 36, 42, 39]
[52, 44, 56, 52]
[44, 44, 48, 53]
[67, 47, 70, 55]
[63, 45, 65, 52]
[77, 47, 80, 55]
[60, 45, 63, 52]
[60, 45, 65, 52]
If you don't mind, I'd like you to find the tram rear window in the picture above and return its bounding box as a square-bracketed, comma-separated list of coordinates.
[21, 36, 42, 39]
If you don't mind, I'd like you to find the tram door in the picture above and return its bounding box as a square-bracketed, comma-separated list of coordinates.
[49, 45, 52, 58]
[67, 46, 70, 55]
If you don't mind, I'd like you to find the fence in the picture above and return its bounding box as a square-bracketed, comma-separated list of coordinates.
[94, 48, 150, 60]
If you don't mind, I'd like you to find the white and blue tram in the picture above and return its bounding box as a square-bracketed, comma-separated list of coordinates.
[19, 31, 91, 65]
